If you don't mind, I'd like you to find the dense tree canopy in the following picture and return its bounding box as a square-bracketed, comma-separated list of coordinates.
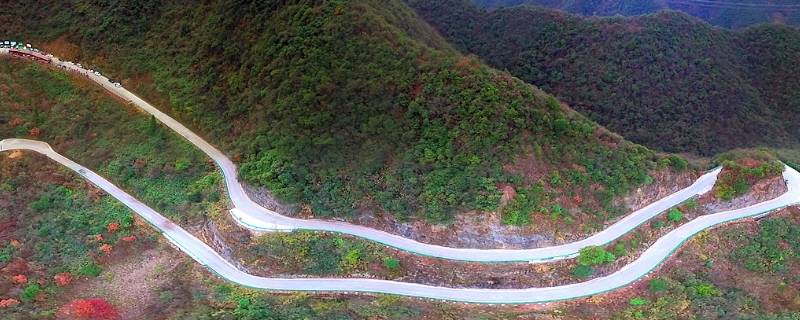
[2, 0, 669, 223]
[472, 0, 800, 29]
[409, 0, 800, 155]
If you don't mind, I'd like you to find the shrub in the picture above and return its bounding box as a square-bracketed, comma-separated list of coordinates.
[20, 283, 41, 302]
[383, 258, 401, 270]
[60, 299, 120, 320]
[0, 245, 13, 263]
[550, 203, 567, 220]
[613, 243, 627, 257]
[651, 220, 666, 229]
[648, 278, 669, 293]
[78, 263, 102, 277]
[691, 283, 720, 298]
[572, 265, 594, 278]
[577, 246, 615, 266]
[667, 208, 683, 222]
[667, 155, 689, 171]
[682, 198, 698, 210]
[629, 297, 648, 306]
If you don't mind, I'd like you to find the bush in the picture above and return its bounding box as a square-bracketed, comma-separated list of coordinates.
[613, 243, 627, 257]
[651, 220, 666, 229]
[648, 278, 669, 293]
[682, 198, 698, 210]
[572, 265, 594, 278]
[383, 258, 401, 270]
[78, 263, 103, 277]
[60, 299, 120, 320]
[20, 284, 41, 302]
[629, 297, 648, 306]
[691, 283, 720, 298]
[577, 246, 615, 266]
[0, 245, 13, 263]
[667, 208, 683, 222]
[667, 155, 689, 171]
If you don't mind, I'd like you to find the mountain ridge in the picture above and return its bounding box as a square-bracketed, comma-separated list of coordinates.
[409, 0, 800, 155]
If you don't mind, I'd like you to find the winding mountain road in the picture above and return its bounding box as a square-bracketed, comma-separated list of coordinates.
[1, 48, 729, 262]
[1, 138, 797, 303]
[3, 48, 800, 303]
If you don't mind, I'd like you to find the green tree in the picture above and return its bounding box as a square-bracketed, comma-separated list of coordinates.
[667, 208, 683, 222]
[577, 246, 615, 266]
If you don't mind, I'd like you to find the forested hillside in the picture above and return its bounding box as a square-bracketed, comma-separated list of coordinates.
[409, 0, 800, 155]
[474, 0, 800, 28]
[0, 0, 677, 224]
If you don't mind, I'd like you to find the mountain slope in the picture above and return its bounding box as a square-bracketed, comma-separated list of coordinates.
[474, 0, 800, 28]
[1, 0, 676, 225]
[409, 0, 800, 155]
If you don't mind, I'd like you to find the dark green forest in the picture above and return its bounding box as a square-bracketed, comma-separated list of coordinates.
[473, 0, 800, 29]
[409, 0, 800, 155]
[0, 0, 672, 223]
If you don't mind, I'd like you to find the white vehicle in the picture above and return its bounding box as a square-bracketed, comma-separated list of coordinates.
[94, 71, 101, 76]
[76, 63, 83, 68]
[114, 82, 122, 88]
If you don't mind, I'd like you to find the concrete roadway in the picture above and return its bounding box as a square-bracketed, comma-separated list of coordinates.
[1, 138, 797, 303]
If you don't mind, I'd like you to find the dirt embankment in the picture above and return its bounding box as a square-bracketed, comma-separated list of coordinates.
[223, 169, 787, 290]
[244, 168, 698, 249]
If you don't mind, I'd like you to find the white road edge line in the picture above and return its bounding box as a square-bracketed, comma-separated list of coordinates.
[1, 139, 797, 303]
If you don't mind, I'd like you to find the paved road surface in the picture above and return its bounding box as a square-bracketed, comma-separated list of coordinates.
[1, 138, 797, 303]
[0, 48, 730, 262]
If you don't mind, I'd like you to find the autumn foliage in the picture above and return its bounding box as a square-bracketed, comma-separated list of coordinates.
[0, 298, 19, 308]
[60, 299, 120, 320]
[11, 274, 27, 284]
[106, 222, 120, 233]
[99, 244, 113, 255]
[54, 272, 72, 287]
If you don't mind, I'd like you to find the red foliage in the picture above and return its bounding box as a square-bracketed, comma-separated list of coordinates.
[29, 127, 41, 137]
[99, 244, 113, 255]
[0, 298, 19, 308]
[60, 299, 120, 320]
[573, 194, 583, 205]
[120, 235, 136, 242]
[11, 274, 27, 284]
[54, 272, 72, 287]
[106, 222, 120, 233]
[106, 223, 120, 233]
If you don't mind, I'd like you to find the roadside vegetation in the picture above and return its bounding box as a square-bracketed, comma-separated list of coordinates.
[246, 232, 403, 277]
[0, 58, 223, 225]
[711, 150, 785, 201]
[2, 0, 683, 227]
[0, 154, 150, 318]
[599, 211, 800, 319]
